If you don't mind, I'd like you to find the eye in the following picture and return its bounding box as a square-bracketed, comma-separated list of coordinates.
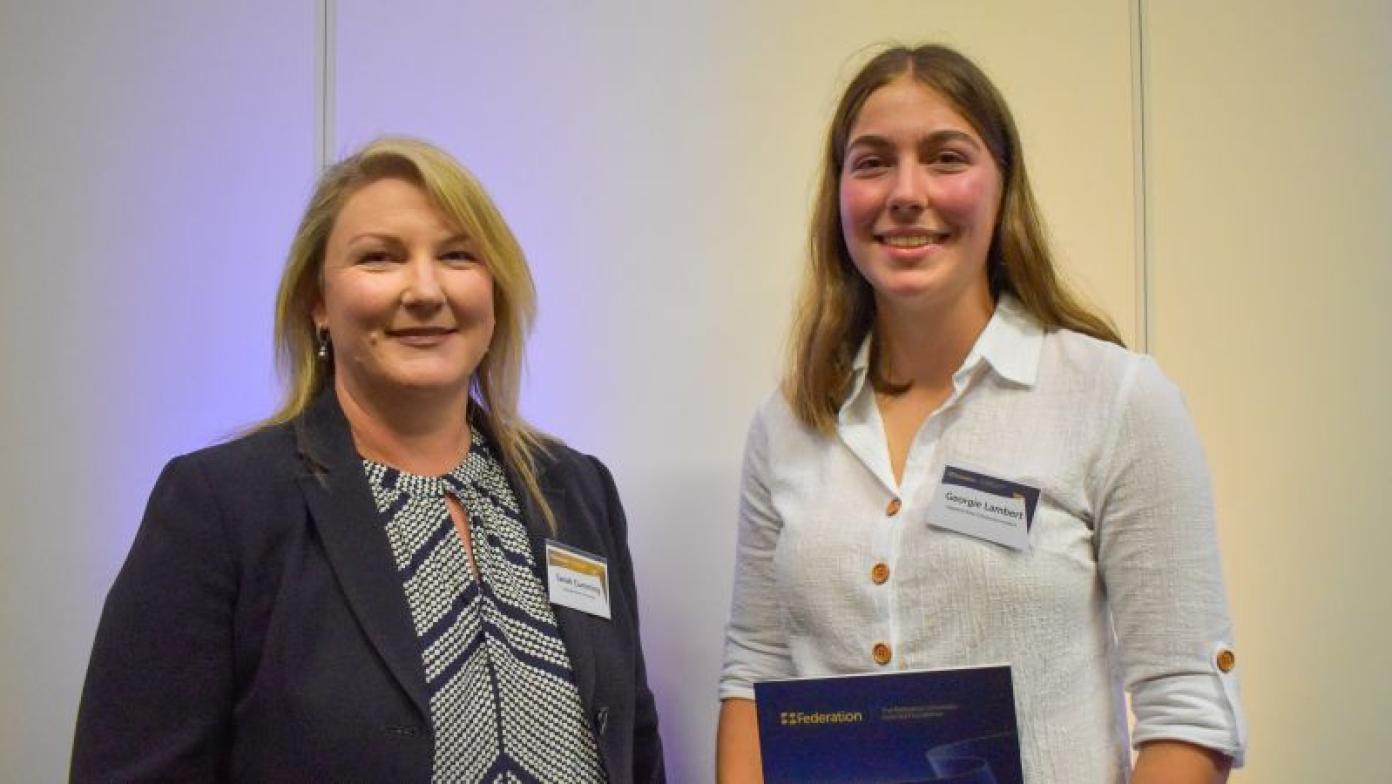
[355, 249, 395, 266]
[440, 248, 478, 265]
[847, 154, 889, 175]
[930, 148, 972, 170]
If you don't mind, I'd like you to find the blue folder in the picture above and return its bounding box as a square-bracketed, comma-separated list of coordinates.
[754, 665, 1023, 784]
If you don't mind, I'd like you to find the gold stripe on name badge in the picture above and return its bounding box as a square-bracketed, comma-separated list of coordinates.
[548, 550, 605, 579]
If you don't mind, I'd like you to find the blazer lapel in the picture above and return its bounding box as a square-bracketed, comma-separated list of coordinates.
[294, 391, 431, 720]
[509, 445, 599, 715]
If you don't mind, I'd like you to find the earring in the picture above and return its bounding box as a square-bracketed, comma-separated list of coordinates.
[316, 327, 330, 360]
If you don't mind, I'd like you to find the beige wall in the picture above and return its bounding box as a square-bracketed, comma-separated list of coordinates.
[1145, 1, 1392, 779]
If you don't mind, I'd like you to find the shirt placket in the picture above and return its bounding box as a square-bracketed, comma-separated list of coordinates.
[868, 487, 902, 669]
[887, 362, 987, 671]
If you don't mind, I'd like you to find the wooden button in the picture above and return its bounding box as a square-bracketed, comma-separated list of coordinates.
[885, 498, 902, 516]
[1216, 648, 1236, 673]
[872, 642, 892, 665]
[870, 562, 890, 584]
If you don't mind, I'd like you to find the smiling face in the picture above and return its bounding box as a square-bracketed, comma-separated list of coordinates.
[839, 75, 1003, 317]
[313, 176, 495, 406]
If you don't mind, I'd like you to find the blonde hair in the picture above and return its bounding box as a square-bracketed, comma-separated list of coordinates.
[264, 136, 554, 527]
[786, 44, 1124, 432]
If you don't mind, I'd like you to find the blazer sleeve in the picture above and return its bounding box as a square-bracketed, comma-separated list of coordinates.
[592, 456, 666, 783]
[71, 454, 238, 782]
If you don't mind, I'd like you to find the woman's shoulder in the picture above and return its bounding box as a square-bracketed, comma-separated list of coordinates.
[1047, 324, 1135, 367]
[1044, 327, 1173, 392]
[1043, 328, 1193, 432]
[129, 421, 310, 559]
[528, 434, 615, 491]
[748, 387, 807, 435]
[161, 420, 303, 493]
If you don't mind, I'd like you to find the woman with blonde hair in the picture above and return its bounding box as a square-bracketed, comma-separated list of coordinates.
[73, 137, 665, 783]
[718, 45, 1244, 783]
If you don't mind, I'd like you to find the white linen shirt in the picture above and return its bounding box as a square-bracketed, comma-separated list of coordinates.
[720, 295, 1245, 782]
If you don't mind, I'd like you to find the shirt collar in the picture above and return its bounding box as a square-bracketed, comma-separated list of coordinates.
[841, 293, 1043, 417]
[971, 293, 1044, 387]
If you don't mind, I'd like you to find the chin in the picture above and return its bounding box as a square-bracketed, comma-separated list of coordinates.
[872, 272, 944, 298]
[379, 373, 473, 398]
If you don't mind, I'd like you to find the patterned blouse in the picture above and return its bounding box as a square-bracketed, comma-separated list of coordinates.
[362, 428, 605, 783]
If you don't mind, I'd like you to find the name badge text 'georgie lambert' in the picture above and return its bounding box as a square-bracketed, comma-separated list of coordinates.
[926, 465, 1040, 551]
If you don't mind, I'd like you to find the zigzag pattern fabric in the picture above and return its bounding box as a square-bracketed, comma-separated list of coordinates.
[363, 429, 605, 784]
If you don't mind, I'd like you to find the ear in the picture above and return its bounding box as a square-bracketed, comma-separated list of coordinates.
[311, 298, 326, 331]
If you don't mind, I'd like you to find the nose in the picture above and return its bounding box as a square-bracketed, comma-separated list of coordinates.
[886, 160, 928, 217]
[401, 253, 445, 309]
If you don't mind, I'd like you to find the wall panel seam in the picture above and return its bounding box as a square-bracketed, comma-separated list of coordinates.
[315, 0, 336, 170]
[1130, 0, 1153, 353]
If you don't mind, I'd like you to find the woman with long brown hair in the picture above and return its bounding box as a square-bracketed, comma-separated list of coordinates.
[718, 45, 1243, 783]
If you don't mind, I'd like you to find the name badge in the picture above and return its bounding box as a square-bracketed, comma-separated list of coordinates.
[544, 540, 611, 619]
[926, 464, 1041, 551]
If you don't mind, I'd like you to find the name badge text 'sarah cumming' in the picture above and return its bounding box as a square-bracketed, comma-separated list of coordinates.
[545, 540, 611, 619]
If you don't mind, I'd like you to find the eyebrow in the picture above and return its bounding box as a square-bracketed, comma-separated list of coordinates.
[846, 129, 982, 152]
[345, 231, 473, 247]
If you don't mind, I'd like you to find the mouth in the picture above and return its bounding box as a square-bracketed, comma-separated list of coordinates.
[386, 326, 456, 345]
[876, 228, 951, 249]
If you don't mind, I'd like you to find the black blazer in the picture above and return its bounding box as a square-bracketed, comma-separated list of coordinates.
[72, 391, 665, 783]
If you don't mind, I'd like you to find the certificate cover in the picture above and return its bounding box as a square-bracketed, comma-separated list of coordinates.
[754, 665, 1022, 784]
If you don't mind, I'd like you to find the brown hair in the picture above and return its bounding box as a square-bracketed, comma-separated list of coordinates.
[786, 44, 1123, 432]
[263, 136, 554, 527]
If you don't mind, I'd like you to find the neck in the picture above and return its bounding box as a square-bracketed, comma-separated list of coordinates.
[334, 376, 472, 476]
[875, 286, 995, 390]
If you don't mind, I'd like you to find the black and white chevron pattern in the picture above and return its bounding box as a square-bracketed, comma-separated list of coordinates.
[364, 430, 604, 784]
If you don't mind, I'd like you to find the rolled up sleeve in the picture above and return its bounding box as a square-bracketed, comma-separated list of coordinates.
[1094, 356, 1246, 766]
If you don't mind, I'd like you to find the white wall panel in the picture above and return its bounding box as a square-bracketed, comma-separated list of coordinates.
[0, 3, 317, 779]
